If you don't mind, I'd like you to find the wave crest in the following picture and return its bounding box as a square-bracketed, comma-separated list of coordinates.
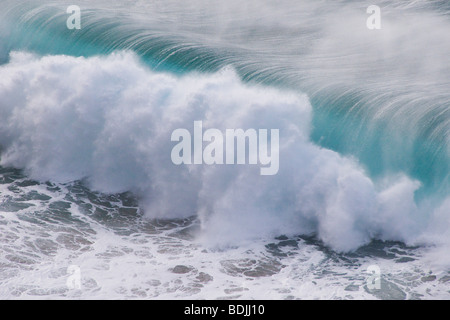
[0, 51, 448, 252]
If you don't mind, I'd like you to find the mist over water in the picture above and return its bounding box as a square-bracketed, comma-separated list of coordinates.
[0, 0, 449, 299]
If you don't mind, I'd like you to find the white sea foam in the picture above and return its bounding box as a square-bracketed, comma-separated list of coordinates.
[0, 178, 448, 300]
[0, 51, 449, 254]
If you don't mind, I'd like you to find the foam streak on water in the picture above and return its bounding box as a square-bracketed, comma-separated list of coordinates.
[0, 167, 449, 299]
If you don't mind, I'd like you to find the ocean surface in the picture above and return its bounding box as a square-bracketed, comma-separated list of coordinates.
[0, 0, 449, 299]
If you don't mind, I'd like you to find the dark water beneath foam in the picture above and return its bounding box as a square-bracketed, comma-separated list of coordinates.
[0, 166, 448, 299]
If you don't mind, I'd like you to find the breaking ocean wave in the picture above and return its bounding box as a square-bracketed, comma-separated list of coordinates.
[0, 0, 449, 299]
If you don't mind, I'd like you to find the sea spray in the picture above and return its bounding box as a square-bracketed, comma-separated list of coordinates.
[0, 52, 448, 252]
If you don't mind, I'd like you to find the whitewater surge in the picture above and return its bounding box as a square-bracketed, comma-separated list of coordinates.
[0, 51, 448, 253]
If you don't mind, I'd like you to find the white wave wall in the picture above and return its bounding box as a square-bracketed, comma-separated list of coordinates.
[0, 51, 448, 252]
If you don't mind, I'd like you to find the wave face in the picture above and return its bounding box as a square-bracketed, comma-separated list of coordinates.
[0, 0, 449, 253]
